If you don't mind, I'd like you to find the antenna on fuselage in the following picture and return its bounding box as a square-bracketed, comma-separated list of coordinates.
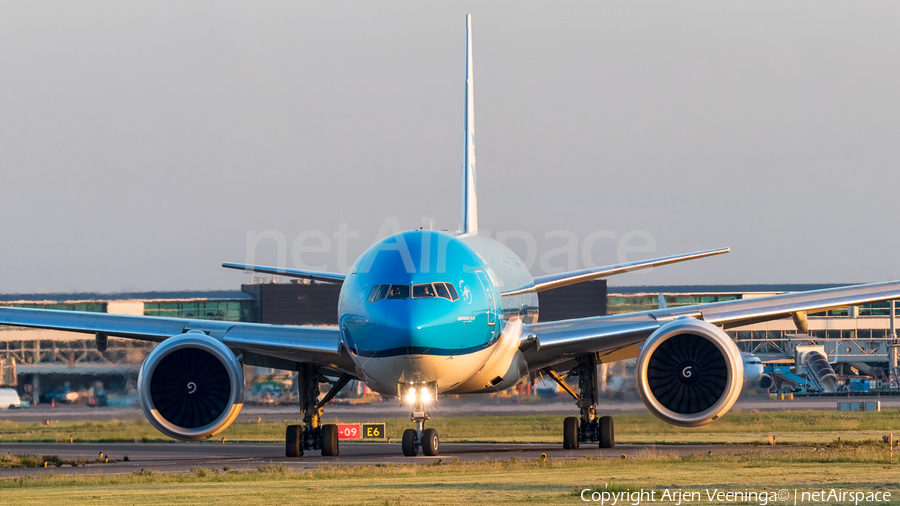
[461, 13, 478, 235]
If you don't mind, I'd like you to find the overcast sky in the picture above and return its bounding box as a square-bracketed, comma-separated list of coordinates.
[1, 1, 899, 294]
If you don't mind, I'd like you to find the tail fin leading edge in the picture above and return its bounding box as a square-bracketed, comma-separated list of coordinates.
[461, 13, 478, 235]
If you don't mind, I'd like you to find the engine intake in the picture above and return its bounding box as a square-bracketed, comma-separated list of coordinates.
[757, 373, 774, 390]
[138, 332, 244, 440]
[635, 319, 742, 427]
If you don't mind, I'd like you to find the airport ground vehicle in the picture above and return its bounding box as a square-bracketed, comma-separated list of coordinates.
[0, 388, 20, 409]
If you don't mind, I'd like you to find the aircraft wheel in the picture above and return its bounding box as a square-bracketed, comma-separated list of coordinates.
[421, 428, 440, 456]
[402, 428, 419, 456]
[563, 416, 579, 449]
[286, 425, 303, 458]
[599, 416, 615, 449]
[321, 424, 339, 456]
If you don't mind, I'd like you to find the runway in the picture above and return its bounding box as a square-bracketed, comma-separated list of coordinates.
[4, 396, 897, 423]
[0, 441, 794, 477]
[0, 395, 881, 477]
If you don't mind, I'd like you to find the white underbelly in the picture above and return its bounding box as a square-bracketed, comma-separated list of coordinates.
[355, 319, 528, 396]
[353, 345, 494, 396]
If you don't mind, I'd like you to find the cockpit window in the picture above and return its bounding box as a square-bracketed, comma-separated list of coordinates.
[387, 284, 410, 299]
[413, 284, 436, 298]
[368, 282, 458, 302]
[445, 283, 459, 301]
[368, 284, 390, 302]
[434, 282, 450, 299]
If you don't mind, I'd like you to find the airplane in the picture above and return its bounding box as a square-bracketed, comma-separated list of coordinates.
[742, 353, 774, 391]
[2, 14, 900, 458]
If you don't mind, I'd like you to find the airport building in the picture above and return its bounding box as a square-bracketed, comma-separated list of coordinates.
[0, 281, 896, 405]
[0, 290, 257, 406]
[608, 285, 900, 389]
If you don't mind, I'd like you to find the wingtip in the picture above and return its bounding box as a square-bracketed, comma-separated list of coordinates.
[466, 13, 471, 29]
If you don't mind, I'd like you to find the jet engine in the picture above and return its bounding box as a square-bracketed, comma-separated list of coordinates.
[635, 319, 743, 427]
[138, 332, 245, 440]
[757, 373, 774, 390]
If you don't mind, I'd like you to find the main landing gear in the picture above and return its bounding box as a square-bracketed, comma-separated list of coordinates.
[399, 381, 439, 457]
[285, 365, 352, 458]
[545, 354, 615, 450]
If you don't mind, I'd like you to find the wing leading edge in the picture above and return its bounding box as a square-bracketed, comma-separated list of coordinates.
[221, 262, 346, 284]
[503, 248, 730, 296]
[0, 306, 353, 373]
[522, 280, 900, 367]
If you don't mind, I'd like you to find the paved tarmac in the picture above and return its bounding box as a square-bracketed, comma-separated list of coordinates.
[0, 396, 857, 477]
[0, 395, 883, 477]
[4, 396, 897, 423]
[0, 441, 797, 477]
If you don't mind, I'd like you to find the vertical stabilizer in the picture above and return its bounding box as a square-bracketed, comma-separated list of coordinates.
[461, 13, 478, 234]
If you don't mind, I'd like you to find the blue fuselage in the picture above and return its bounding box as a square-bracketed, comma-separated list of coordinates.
[338, 230, 538, 395]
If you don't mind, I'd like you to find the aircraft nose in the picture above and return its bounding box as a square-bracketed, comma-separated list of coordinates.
[346, 294, 485, 359]
[355, 300, 425, 352]
[381, 301, 411, 332]
[382, 301, 441, 351]
[367, 299, 462, 353]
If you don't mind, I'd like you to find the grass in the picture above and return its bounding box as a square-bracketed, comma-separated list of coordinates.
[1, 409, 899, 504]
[0, 453, 113, 468]
[2, 410, 900, 445]
[0, 446, 897, 504]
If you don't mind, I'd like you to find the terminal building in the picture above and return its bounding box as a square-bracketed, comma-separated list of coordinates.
[608, 285, 900, 389]
[0, 290, 257, 406]
[0, 281, 896, 405]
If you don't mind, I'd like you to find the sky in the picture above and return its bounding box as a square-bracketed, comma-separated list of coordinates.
[1, 1, 899, 294]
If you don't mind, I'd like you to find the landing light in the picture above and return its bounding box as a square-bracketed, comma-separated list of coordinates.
[403, 387, 434, 404]
[400, 382, 437, 405]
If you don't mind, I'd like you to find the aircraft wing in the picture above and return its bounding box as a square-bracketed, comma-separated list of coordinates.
[0, 306, 354, 373]
[221, 262, 346, 284]
[522, 280, 900, 368]
[504, 248, 730, 296]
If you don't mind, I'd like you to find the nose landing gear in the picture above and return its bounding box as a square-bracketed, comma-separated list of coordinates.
[401, 427, 419, 456]
[399, 381, 439, 457]
[546, 354, 615, 450]
[285, 365, 352, 458]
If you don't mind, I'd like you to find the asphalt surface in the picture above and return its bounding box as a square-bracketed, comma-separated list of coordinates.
[0, 441, 796, 477]
[3, 396, 899, 423]
[0, 396, 868, 477]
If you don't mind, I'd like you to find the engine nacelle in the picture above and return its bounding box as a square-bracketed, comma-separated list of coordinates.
[757, 373, 774, 390]
[138, 332, 244, 440]
[635, 319, 743, 427]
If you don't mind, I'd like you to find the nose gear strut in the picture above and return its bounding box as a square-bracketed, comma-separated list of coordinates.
[399, 380, 440, 457]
